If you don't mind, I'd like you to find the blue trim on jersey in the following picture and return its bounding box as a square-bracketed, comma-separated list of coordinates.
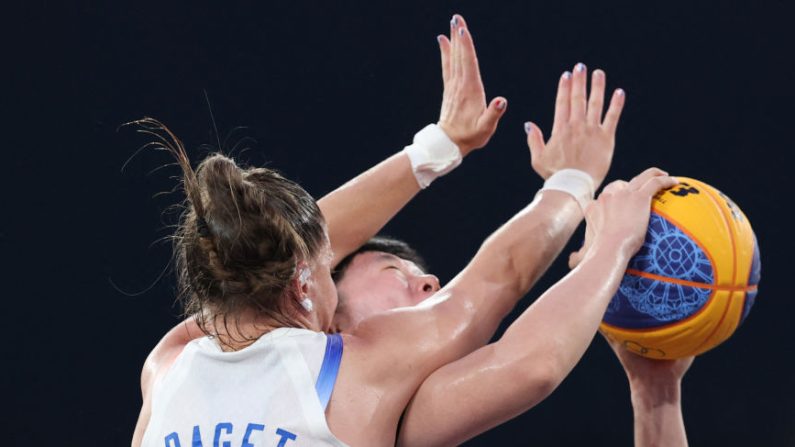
[315, 333, 343, 410]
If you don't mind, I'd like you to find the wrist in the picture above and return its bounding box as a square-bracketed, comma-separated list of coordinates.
[587, 235, 635, 264]
[436, 122, 472, 156]
[403, 123, 463, 189]
[535, 169, 595, 214]
[630, 378, 682, 408]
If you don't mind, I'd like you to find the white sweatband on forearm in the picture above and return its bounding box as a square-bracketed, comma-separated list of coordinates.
[403, 123, 462, 189]
[535, 168, 595, 213]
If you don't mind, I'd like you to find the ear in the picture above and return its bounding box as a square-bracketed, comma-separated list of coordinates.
[288, 262, 311, 306]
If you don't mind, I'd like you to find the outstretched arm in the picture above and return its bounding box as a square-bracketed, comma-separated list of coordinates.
[366, 62, 626, 353]
[604, 335, 692, 447]
[318, 15, 506, 267]
[394, 169, 679, 447]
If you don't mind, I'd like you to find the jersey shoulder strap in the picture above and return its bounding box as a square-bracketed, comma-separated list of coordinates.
[315, 333, 343, 410]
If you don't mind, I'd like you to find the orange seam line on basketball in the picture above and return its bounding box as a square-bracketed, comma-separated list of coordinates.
[698, 182, 739, 286]
[600, 288, 717, 333]
[651, 207, 719, 286]
[624, 269, 758, 292]
[697, 182, 742, 345]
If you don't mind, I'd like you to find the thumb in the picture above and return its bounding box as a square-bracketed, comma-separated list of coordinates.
[525, 121, 546, 165]
[476, 96, 507, 137]
[568, 248, 586, 269]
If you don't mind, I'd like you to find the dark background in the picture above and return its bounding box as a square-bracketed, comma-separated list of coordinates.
[6, 1, 794, 445]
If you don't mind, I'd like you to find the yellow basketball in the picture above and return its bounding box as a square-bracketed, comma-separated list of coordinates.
[600, 177, 761, 359]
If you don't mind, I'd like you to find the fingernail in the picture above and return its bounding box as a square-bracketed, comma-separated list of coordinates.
[437, 35, 444, 44]
[575, 63, 586, 72]
[496, 99, 506, 110]
[562, 71, 572, 80]
[524, 122, 532, 134]
[616, 88, 625, 97]
[452, 15, 459, 27]
[458, 27, 464, 36]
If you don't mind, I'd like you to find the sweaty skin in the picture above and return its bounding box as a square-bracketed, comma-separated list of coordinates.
[134, 14, 688, 447]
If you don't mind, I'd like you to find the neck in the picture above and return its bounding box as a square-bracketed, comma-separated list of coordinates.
[206, 308, 317, 352]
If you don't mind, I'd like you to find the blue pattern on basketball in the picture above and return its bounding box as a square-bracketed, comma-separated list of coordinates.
[740, 238, 761, 325]
[604, 213, 715, 329]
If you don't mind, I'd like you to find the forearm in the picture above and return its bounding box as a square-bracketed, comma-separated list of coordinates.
[398, 238, 632, 447]
[317, 152, 420, 267]
[497, 237, 632, 387]
[630, 380, 688, 447]
[442, 190, 583, 344]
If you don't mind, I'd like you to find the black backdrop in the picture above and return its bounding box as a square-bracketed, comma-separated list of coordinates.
[6, 1, 794, 445]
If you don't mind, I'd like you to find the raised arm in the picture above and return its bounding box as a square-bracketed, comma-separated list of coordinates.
[378, 62, 626, 350]
[395, 169, 679, 447]
[346, 63, 630, 404]
[318, 14, 506, 267]
[604, 335, 692, 447]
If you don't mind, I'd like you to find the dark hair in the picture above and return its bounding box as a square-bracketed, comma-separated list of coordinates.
[131, 118, 326, 342]
[332, 236, 427, 283]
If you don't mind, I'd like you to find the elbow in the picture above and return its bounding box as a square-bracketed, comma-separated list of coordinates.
[494, 346, 565, 410]
[533, 360, 564, 401]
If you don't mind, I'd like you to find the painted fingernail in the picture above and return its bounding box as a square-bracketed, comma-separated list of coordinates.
[452, 15, 459, 27]
[458, 27, 464, 36]
[524, 122, 532, 134]
[616, 88, 625, 96]
[576, 63, 586, 72]
[562, 71, 572, 80]
[437, 35, 444, 44]
[496, 99, 506, 110]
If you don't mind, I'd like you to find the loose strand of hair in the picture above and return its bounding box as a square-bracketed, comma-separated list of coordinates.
[124, 117, 207, 219]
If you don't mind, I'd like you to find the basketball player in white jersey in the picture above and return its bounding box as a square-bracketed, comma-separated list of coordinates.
[133, 14, 687, 447]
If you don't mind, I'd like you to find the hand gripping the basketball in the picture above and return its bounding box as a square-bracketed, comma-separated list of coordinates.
[604, 333, 693, 447]
[604, 333, 694, 387]
[437, 15, 507, 156]
[569, 168, 679, 267]
[525, 64, 626, 189]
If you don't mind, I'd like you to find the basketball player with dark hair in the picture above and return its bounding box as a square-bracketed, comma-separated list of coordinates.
[134, 15, 688, 447]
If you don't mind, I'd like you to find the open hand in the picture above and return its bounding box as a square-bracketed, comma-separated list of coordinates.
[603, 332, 694, 387]
[437, 14, 507, 156]
[526, 64, 625, 189]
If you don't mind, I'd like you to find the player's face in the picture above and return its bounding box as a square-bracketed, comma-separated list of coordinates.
[334, 251, 441, 329]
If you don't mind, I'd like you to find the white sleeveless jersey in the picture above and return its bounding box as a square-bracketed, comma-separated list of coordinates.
[142, 327, 348, 447]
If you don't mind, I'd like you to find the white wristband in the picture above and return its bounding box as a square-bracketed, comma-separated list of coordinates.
[403, 124, 462, 189]
[536, 169, 595, 213]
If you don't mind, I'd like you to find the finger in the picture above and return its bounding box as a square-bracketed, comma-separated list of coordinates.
[586, 69, 606, 126]
[551, 71, 572, 135]
[451, 15, 463, 79]
[599, 331, 622, 352]
[568, 249, 585, 269]
[602, 88, 626, 133]
[639, 176, 680, 197]
[438, 35, 451, 86]
[600, 179, 628, 196]
[628, 167, 669, 190]
[476, 96, 508, 138]
[525, 121, 546, 166]
[570, 62, 588, 122]
[457, 21, 483, 84]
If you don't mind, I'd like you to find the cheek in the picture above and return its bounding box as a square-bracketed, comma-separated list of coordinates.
[371, 277, 414, 308]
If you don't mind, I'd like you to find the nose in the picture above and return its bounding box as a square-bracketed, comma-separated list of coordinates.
[416, 274, 441, 294]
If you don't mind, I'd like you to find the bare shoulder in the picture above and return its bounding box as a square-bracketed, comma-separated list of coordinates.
[325, 332, 420, 446]
[141, 318, 201, 394]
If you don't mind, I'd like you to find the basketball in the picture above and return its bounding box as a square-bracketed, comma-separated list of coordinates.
[601, 177, 761, 359]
